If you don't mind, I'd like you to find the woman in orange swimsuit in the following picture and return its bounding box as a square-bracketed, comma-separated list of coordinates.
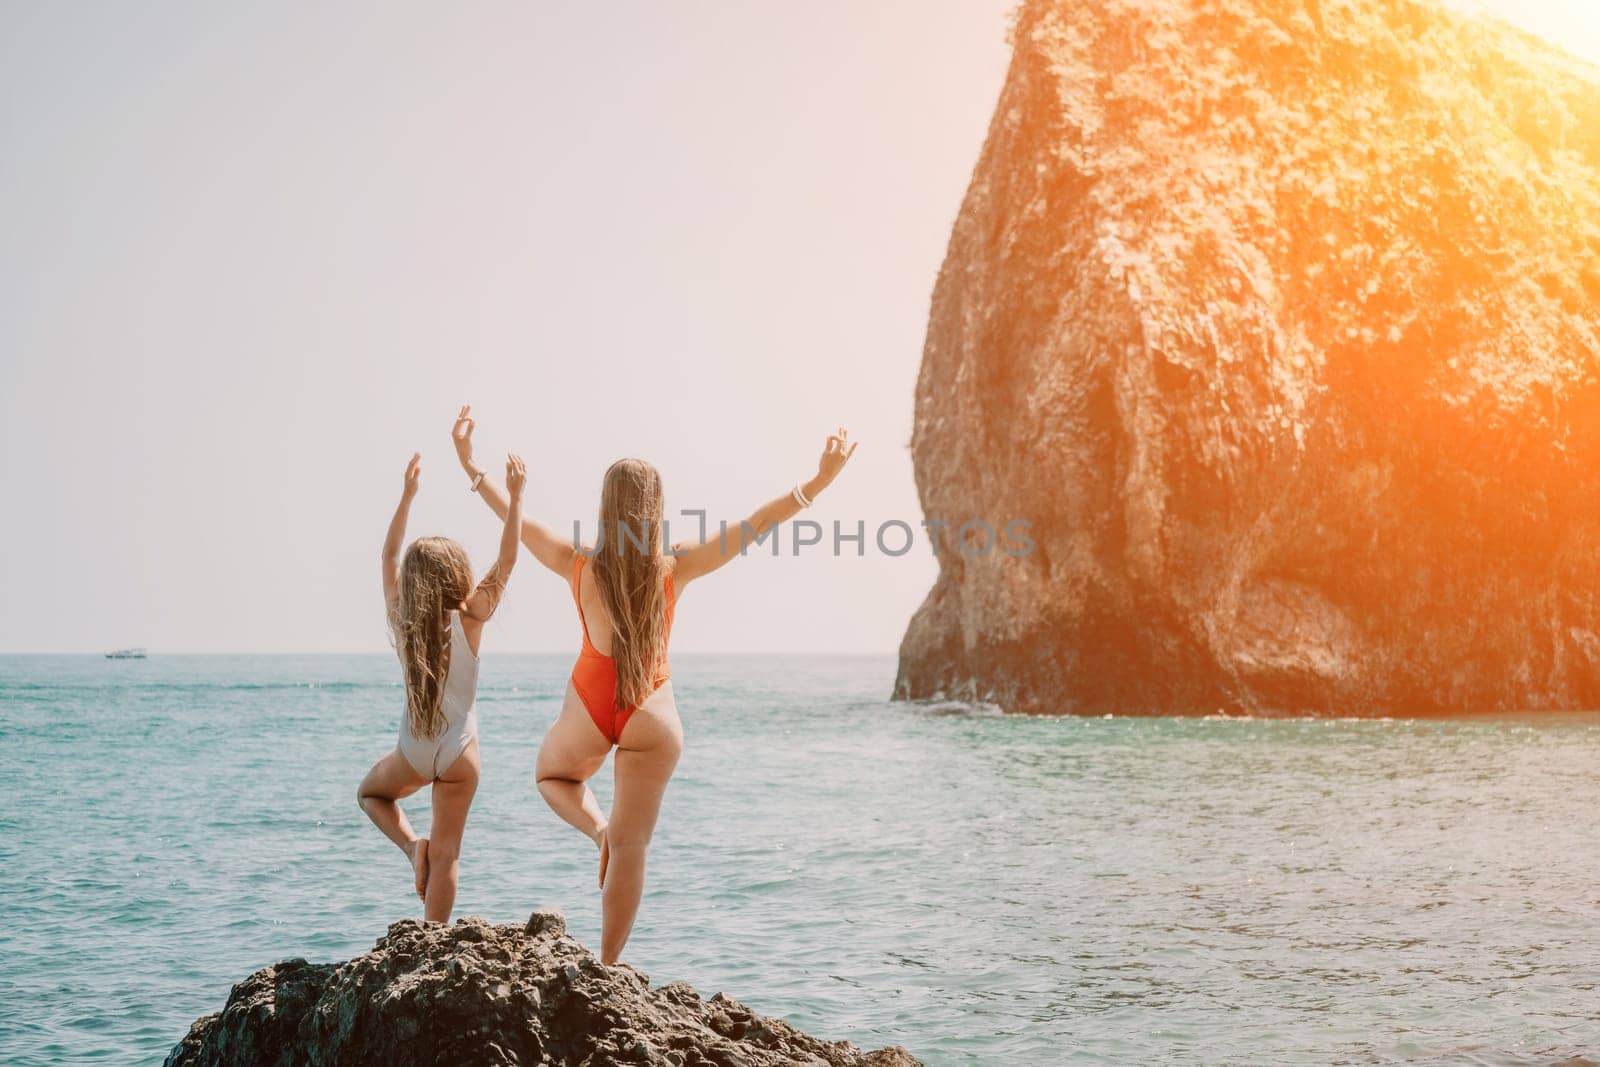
[452, 405, 857, 963]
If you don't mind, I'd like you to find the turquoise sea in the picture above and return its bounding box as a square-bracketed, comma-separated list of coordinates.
[2, 653, 1598, 1065]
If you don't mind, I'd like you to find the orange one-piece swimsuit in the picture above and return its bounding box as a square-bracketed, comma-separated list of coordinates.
[568, 553, 676, 745]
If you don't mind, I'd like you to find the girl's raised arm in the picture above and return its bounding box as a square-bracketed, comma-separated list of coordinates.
[381, 452, 421, 619]
[453, 405, 577, 577]
[461, 454, 526, 623]
[673, 429, 859, 588]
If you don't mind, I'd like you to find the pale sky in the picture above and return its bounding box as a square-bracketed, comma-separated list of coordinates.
[2, 2, 1595, 654]
[0, 0, 1015, 654]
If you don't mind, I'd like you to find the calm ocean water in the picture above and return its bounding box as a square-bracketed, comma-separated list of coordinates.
[2, 653, 1597, 1065]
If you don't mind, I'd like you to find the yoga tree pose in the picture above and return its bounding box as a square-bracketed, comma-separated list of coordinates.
[358, 450, 526, 922]
[452, 405, 857, 962]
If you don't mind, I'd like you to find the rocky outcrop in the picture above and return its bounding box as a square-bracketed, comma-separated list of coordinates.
[165, 912, 918, 1067]
[896, 0, 1600, 715]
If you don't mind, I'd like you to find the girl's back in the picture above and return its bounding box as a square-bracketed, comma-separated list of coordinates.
[397, 610, 480, 780]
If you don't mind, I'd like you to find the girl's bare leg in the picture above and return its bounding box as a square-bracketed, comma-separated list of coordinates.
[602, 684, 683, 964]
[357, 749, 430, 899]
[423, 738, 480, 923]
[535, 684, 612, 844]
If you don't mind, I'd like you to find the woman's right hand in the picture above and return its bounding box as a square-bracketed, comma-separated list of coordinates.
[452, 404, 478, 473]
[506, 453, 527, 499]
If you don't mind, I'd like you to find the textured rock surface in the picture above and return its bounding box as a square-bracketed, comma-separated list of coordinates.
[896, 0, 1600, 715]
[164, 912, 919, 1066]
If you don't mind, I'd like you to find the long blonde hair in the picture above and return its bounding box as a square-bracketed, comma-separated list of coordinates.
[394, 537, 473, 739]
[593, 459, 669, 710]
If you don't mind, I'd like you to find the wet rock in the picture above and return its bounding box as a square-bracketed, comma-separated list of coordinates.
[897, 0, 1600, 715]
[164, 912, 920, 1066]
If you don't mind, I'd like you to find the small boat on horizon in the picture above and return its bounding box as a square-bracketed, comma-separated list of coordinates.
[104, 647, 148, 659]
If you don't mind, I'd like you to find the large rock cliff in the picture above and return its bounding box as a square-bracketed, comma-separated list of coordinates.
[165, 912, 919, 1067]
[896, 0, 1600, 715]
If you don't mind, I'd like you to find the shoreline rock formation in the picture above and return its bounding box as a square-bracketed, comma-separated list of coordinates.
[896, 0, 1600, 715]
[165, 911, 919, 1066]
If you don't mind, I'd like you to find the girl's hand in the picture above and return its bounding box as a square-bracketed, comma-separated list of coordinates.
[452, 405, 478, 472]
[815, 428, 858, 488]
[506, 453, 527, 499]
[402, 452, 421, 498]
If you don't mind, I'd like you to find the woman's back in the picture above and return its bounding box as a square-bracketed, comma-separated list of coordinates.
[574, 554, 677, 658]
[568, 553, 676, 746]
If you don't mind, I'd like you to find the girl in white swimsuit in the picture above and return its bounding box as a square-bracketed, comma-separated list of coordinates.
[396, 609, 479, 779]
[357, 450, 526, 922]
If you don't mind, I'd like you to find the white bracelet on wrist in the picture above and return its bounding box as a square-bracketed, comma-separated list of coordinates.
[469, 470, 487, 492]
[791, 483, 813, 509]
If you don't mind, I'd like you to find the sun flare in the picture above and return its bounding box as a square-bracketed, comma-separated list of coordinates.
[1447, 0, 1600, 64]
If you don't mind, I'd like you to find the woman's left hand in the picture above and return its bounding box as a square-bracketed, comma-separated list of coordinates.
[815, 428, 858, 488]
[402, 452, 421, 497]
[452, 405, 478, 473]
[506, 453, 527, 498]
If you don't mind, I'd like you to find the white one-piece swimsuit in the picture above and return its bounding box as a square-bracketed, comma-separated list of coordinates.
[397, 611, 479, 780]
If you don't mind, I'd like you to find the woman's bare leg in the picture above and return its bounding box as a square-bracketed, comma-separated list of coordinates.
[602, 684, 683, 964]
[357, 749, 430, 899]
[423, 738, 479, 923]
[535, 684, 612, 844]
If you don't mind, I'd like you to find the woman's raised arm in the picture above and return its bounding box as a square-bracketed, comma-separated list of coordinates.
[673, 429, 858, 588]
[452, 405, 576, 577]
[460, 453, 525, 622]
